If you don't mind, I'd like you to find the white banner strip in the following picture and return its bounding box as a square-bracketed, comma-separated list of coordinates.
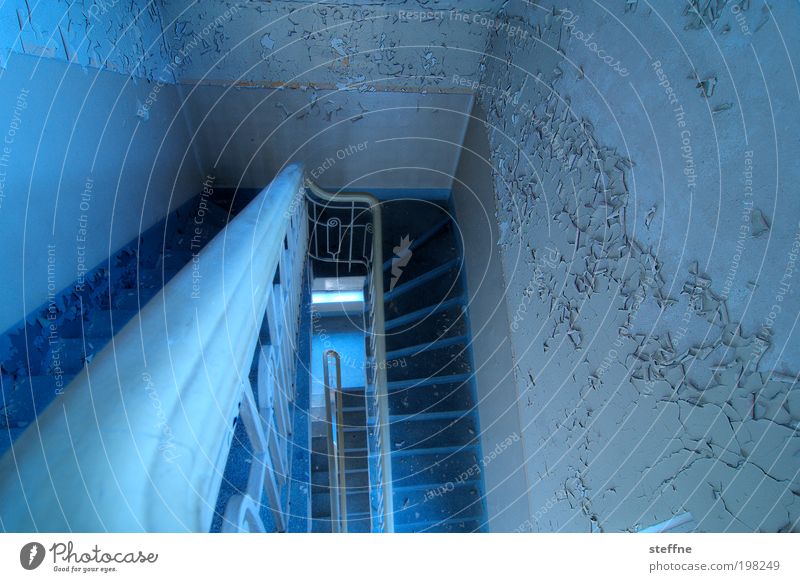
[0, 534, 796, 581]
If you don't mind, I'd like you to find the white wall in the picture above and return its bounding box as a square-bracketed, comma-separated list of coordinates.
[161, 0, 501, 191]
[160, 0, 496, 91]
[452, 101, 531, 532]
[179, 83, 473, 190]
[0, 53, 200, 333]
[475, 2, 800, 532]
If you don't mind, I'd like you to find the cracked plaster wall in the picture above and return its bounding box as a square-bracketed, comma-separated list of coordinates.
[164, 0, 502, 189]
[472, 1, 800, 532]
[160, 0, 497, 91]
[0, 0, 172, 79]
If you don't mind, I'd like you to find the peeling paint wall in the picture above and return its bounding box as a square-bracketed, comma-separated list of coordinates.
[160, 0, 498, 91]
[167, 0, 501, 189]
[473, 2, 800, 532]
[0, 0, 172, 79]
[179, 83, 472, 190]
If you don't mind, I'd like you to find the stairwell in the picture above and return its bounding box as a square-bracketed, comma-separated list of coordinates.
[310, 385, 372, 532]
[380, 198, 488, 533]
[1, 183, 490, 533]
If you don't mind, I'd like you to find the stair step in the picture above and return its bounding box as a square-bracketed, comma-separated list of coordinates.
[390, 414, 478, 452]
[346, 492, 372, 516]
[313, 447, 371, 473]
[343, 428, 367, 451]
[345, 512, 373, 533]
[341, 408, 366, 428]
[310, 512, 373, 533]
[311, 434, 328, 455]
[312, 490, 372, 518]
[343, 447, 369, 471]
[384, 258, 461, 302]
[391, 448, 482, 489]
[311, 519, 332, 533]
[388, 379, 474, 417]
[394, 517, 485, 533]
[382, 216, 452, 272]
[340, 390, 365, 410]
[380, 200, 451, 264]
[388, 373, 473, 392]
[312, 468, 370, 490]
[384, 263, 463, 321]
[384, 296, 466, 332]
[393, 481, 484, 526]
[389, 409, 472, 424]
[385, 304, 468, 351]
[386, 334, 470, 361]
[386, 342, 472, 383]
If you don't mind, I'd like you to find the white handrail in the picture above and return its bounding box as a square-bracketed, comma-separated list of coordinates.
[0, 165, 303, 531]
[305, 180, 394, 532]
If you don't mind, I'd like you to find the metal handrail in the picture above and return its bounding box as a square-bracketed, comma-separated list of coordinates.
[322, 350, 347, 532]
[305, 179, 394, 533]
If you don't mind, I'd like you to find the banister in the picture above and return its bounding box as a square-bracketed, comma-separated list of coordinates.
[0, 164, 304, 532]
[305, 179, 394, 533]
[322, 350, 347, 532]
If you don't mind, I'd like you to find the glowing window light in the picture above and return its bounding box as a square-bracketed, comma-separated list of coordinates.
[311, 290, 364, 304]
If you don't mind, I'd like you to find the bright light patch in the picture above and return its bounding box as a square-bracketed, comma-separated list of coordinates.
[311, 290, 364, 304]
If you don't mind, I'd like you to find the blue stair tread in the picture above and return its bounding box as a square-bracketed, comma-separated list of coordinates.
[394, 517, 486, 533]
[382, 216, 452, 272]
[388, 379, 474, 416]
[391, 414, 478, 452]
[386, 342, 472, 383]
[394, 481, 484, 525]
[392, 448, 483, 488]
[312, 490, 371, 517]
[389, 409, 473, 423]
[384, 296, 466, 332]
[387, 372, 472, 391]
[388, 444, 479, 459]
[385, 304, 468, 352]
[384, 258, 462, 302]
[386, 334, 470, 361]
[384, 267, 463, 321]
[312, 467, 370, 490]
[311, 512, 373, 533]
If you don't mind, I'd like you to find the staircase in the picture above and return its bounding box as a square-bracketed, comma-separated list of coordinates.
[380, 198, 488, 533]
[0, 192, 233, 458]
[310, 386, 372, 532]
